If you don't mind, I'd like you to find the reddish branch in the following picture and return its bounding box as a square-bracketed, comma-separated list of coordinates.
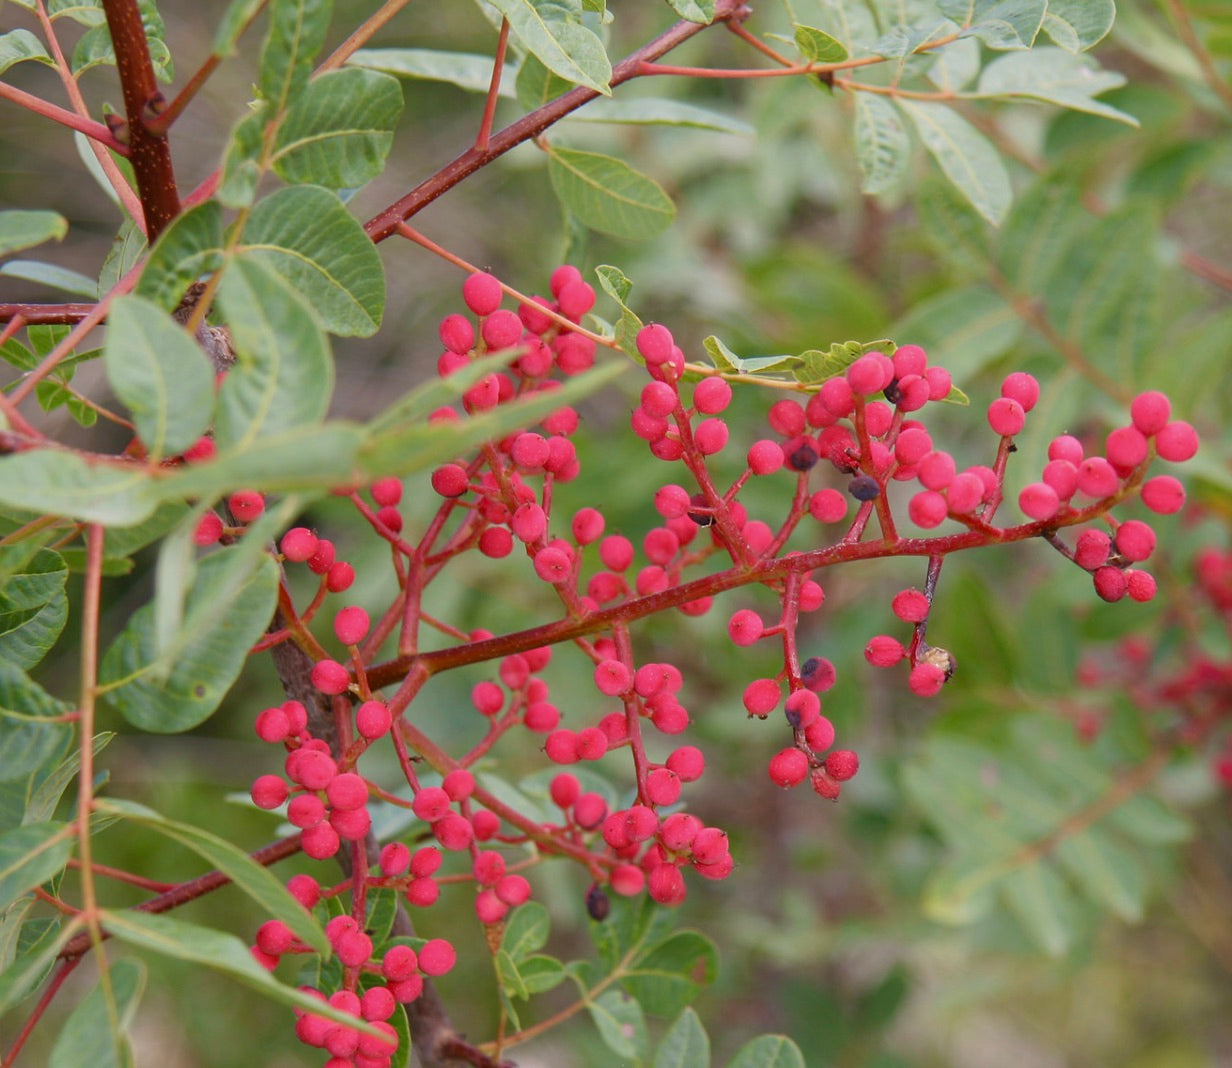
[101, 0, 181, 239]
[363, 0, 752, 242]
[365, 507, 1124, 691]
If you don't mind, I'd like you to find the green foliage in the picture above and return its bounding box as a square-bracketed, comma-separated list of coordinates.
[0, 0, 1229, 1064]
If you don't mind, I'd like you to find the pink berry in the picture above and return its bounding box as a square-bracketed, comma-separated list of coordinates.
[1042, 459, 1079, 500]
[1019, 482, 1060, 521]
[805, 716, 836, 751]
[594, 659, 632, 696]
[727, 608, 764, 647]
[1048, 434, 1084, 464]
[481, 308, 522, 351]
[380, 842, 410, 876]
[846, 353, 893, 395]
[987, 396, 1026, 437]
[1114, 519, 1156, 562]
[918, 451, 956, 491]
[417, 939, 456, 977]
[439, 313, 475, 354]
[824, 749, 859, 781]
[693, 418, 729, 455]
[431, 464, 469, 498]
[251, 774, 288, 809]
[747, 439, 784, 476]
[1076, 457, 1119, 498]
[894, 427, 933, 466]
[1093, 566, 1128, 602]
[463, 272, 502, 316]
[647, 863, 687, 906]
[693, 377, 732, 414]
[550, 264, 583, 296]
[1140, 475, 1185, 514]
[908, 490, 948, 528]
[1105, 426, 1148, 471]
[768, 399, 806, 437]
[333, 606, 370, 646]
[229, 490, 265, 522]
[1000, 372, 1040, 412]
[311, 659, 351, 695]
[945, 471, 984, 515]
[768, 748, 809, 788]
[818, 377, 854, 417]
[326, 772, 368, 811]
[356, 700, 392, 739]
[891, 589, 929, 623]
[892, 344, 927, 377]
[742, 678, 781, 717]
[809, 488, 848, 524]
[280, 527, 319, 562]
[1126, 570, 1157, 602]
[636, 324, 675, 365]
[1130, 391, 1171, 436]
[924, 365, 952, 400]
[532, 546, 572, 584]
[1074, 529, 1112, 569]
[645, 767, 682, 805]
[254, 706, 290, 743]
[665, 745, 705, 781]
[1155, 421, 1199, 462]
[865, 635, 905, 667]
[326, 561, 355, 593]
[908, 662, 946, 696]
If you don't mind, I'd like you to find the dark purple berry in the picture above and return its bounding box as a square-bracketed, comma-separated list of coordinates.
[849, 475, 880, 501]
[586, 883, 611, 921]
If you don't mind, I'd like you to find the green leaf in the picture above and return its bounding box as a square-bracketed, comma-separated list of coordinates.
[548, 147, 676, 240]
[0, 823, 72, 910]
[164, 422, 364, 498]
[489, 0, 612, 95]
[914, 176, 993, 274]
[1040, 0, 1115, 51]
[594, 264, 644, 356]
[0, 554, 67, 670]
[793, 24, 849, 63]
[622, 929, 717, 1019]
[940, 0, 1044, 49]
[0, 915, 73, 1016]
[1044, 205, 1157, 352]
[348, 48, 516, 95]
[0, 260, 97, 297]
[96, 798, 329, 953]
[517, 953, 566, 995]
[0, 450, 157, 526]
[134, 201, 224, 311]
[570, 97, 752, 135]
[99, 552, 278, 732]
[725, 1034, 807, 1068]
[0, 661, 73, 784]
[897, 100, 1011, 226]
[218, 105, 269, 209]
[101, 910, 383, 1032]
[515, 51, 575, 109]
[104, 296, 216, 459]
[1000, 857, 1079, 956]
[357, 361, 625, 479]
[666, 0, 715, 21]
[272, 67, 403, 187]
[976, 49, 1137, 125]
[927, 37, 981, 92]
[703, 335, 801, 377]
[995, 171, 1089, 294]
[213, 0, 265, 56]
[100, 499, 193, 559]
[501, 900, 550, 960]
[49, 959, 144, 1068]
[259, 0, 332, 112]
[853, 93, 909, 195]
[48, 0, 105, 25]
[99, 218, 147, 297]
[214, 253, 333, 448]
[237, 185, 385, 336]
[0, 29, 53, 74]
[655, 1007, 711, 1068]
[1054, 829, 1146, 921]
[0, 210, 65, 256]
[26, 734, 112, 825]
[588, 988, 648, 1060]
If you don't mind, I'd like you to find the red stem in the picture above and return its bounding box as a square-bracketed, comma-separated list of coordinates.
[101, 0, 181, 238]
[364, 0, 752, 242]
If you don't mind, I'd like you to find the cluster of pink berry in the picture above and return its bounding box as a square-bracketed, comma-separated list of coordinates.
[229, 263, 1201, 1067]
